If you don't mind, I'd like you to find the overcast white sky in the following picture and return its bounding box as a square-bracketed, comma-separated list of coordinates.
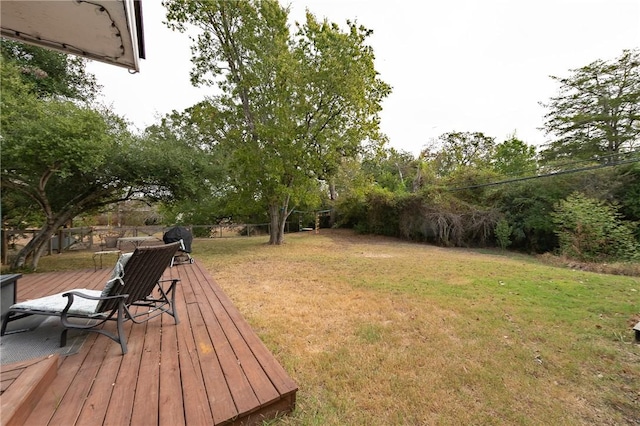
[87, 0, 640, 156]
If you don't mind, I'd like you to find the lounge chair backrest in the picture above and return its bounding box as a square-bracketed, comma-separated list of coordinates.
[96, 242, 180, 313]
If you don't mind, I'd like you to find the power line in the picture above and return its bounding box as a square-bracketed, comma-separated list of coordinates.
[493, 149, 640, 181]
[446, 156, 640, 192]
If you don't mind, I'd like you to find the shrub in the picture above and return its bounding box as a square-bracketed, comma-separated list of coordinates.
[364, 188, 400, 236]
[495, 218, 513, 250]
[551, 192, 639, 262]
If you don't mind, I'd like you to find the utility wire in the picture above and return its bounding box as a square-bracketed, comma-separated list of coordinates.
[447, 156, 640, 192]
[494, 149, 640, 181]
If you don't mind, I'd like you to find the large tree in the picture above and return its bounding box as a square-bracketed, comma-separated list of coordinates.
[1, 57, 208, 270]
[541, 49, 640, 162]
[164, 0, 390, 244]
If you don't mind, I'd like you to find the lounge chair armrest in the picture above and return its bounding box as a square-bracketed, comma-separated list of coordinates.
[61, 291, 129, 316]
[62, 291, 128, 301]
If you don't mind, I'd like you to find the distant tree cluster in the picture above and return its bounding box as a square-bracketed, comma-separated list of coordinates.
[541, 49, 639, 163]
[327, 49, 639, 262]
[155, 28, 638, 262]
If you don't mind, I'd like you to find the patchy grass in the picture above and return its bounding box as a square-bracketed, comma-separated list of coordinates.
[12, 229, 640, 424]
[6, 250, 98, 272]
[198, 229, 640, 425]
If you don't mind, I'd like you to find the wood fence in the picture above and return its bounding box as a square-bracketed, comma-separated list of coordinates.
[0, 222, 306, 265]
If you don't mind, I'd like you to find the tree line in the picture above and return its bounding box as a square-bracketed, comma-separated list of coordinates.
[1, 0, 638, 269]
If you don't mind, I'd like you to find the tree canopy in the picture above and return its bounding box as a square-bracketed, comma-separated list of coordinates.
[2, 23, 637, 266]
[423, 132, 496, 177]
[541, 49, 640, 162]
[491, 135, 537, 177]
[0, 39, 99, 101]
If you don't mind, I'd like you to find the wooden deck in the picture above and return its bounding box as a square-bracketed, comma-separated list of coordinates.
[1, 262, 297, 425]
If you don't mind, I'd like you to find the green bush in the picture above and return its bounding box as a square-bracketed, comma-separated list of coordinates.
[495, 218, 513, 250]
[551, 192, 639, 262]
[364, 187, 400, 236]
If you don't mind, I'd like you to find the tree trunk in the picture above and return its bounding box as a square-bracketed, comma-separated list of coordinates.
[278, 212, 287, 243]
[268, 195, 292, 245]
[11, 214, 72, 270]
[328, 180, 337, 227]
[268, 204, 281, 245]
[11, 226, 52, 270]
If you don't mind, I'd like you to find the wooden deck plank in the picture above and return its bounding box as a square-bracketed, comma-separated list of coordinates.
[102, 321, 147, 426]
[46, 327, 117, 425]
[203, 266, 298, 398]
[178, 264, 261, 421]
[176, 263, 298, 421]
[172, 272, 215, 426]
[184, 266, 275, 410]
[1, 369, 23, 385]
[178, 263, 200, 306]
[130, 320, 160, 426]
[209, 279, 298, 397]
[73, 336, 127, 426]
[176, 267, 242, 424]
[158, 311, 185, 426]
[186, 300, 240, 424]
[196, 268, 282, 405]
[6, 261, 297, 426]
[176, 330, 215, 425]
[1, 380, 14, 394]
[23, 336, 99, 425]
[66, 323, 140, 421]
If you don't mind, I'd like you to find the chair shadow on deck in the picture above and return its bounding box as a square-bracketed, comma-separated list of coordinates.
[0, 316, 88, 365]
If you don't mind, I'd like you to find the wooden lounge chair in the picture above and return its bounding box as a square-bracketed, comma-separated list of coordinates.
[0, 242, 181, 354]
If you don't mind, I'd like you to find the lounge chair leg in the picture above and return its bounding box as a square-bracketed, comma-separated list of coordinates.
[170, 279, 180, 325]
[0, 313, 11, 336]
[116, 303, 127, 355]
[60, 328, 68, 347]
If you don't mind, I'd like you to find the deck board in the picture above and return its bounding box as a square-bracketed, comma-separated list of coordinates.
[0, 355, 59, 426]
[73, 336, 123, 426]
[3, 261, 297, 425]
[131, 320, 159, 426]
[158, 312, 185, 426]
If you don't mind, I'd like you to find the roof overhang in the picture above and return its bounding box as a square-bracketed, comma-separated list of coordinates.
[1, 0, 145, 72]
